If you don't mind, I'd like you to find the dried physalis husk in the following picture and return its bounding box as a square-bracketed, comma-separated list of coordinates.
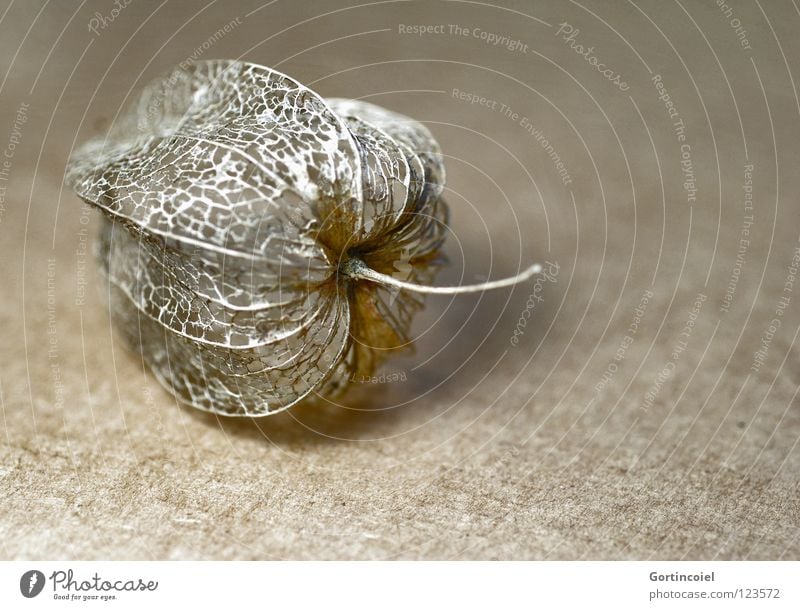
[68, 60, 540, 416]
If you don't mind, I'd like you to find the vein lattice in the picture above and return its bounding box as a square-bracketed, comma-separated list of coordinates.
[69, 60, 448, 416]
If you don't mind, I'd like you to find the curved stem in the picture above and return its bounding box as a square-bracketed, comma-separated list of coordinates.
[342, 257, 542, 295]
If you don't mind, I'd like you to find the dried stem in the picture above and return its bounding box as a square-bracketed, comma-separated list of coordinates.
[342, 257, 542, 295]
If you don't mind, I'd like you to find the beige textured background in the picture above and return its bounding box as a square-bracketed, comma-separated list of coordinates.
[1, 0, 798, 559]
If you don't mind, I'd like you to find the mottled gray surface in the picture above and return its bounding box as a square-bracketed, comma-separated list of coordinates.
[0, 0, 798, 559]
